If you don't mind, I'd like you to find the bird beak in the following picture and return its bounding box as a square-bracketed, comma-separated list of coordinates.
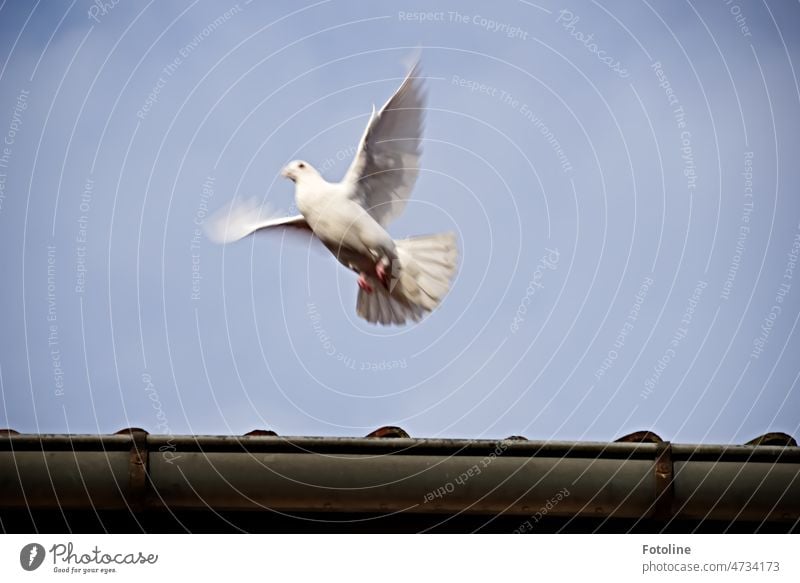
[281, 167, 293, 181]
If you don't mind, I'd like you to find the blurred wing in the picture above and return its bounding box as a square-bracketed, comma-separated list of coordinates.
[204, 197, 310, 244]
[344, 61, 425, 227]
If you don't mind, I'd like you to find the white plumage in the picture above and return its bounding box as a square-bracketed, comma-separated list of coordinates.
[205, 59, 457, 325]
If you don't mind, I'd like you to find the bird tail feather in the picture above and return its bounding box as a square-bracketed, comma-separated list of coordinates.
[356, 232, 457, 325]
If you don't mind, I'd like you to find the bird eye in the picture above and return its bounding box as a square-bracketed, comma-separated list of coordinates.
[298, 162, 305, 169]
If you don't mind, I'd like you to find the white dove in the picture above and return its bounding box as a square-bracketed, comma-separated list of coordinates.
[206, 61, 457, 325]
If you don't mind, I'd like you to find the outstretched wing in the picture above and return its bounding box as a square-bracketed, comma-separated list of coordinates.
[344, 61, 425, 227]
[204, 197, 310, 244]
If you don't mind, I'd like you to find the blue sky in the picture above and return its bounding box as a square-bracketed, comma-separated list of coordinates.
[0, 0, 798, 444]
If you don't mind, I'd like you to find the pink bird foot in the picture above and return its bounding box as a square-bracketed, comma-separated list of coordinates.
[375, 260, 391, 289]
[357, 273, 373, 294]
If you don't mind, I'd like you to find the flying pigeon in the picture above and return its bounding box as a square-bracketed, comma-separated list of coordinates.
[206, 60, 457, 325]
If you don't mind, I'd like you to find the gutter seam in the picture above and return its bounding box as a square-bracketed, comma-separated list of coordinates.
[652, 441, 674, 520]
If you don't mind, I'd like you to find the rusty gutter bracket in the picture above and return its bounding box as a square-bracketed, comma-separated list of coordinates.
[119, 428, 149, 511]
[651, 441, 674, 520]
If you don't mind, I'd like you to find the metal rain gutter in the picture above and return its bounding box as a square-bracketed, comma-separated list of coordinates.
[1, 430, 798, 522]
